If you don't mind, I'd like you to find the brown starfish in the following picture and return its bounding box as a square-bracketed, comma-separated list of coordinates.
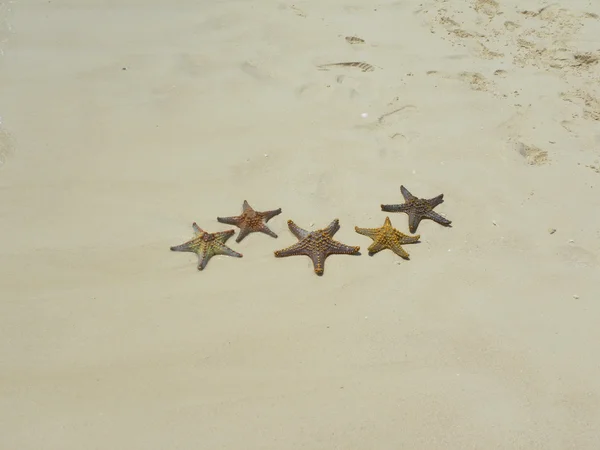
[381, 185, 452, 233]
[274, 219, 360, 276]
[217, 200, 282, 243]
[355, 216, 420, 259]
[170, 223, 242, 271]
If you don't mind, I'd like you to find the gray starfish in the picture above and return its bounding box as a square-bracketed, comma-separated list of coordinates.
[170, 223, 242, 271]
[381, 185, 452, 233]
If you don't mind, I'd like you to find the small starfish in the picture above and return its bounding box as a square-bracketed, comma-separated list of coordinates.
[170, 223, 242, 271]
[381, 185, 452, 233]
[217, 200, 282, 243]
[274, 219, 360, 276]
[355, 216, 420, 259]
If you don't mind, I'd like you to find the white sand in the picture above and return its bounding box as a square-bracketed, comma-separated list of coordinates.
[1, 0, 600, 448]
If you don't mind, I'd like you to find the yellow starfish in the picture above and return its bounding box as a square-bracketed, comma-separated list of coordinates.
[355, 216, 420, 259]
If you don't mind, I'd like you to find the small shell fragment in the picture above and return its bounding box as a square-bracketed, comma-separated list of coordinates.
[345, 35, 365, 44]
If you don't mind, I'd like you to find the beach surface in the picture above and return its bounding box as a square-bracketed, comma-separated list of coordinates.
[1, 0, 600, 448]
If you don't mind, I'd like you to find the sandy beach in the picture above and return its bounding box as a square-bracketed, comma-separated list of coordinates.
[1, 0, 600, 448]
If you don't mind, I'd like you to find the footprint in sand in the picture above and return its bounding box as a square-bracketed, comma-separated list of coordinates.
[417, 0, 505, 58]
[426, 70, 497, 94]
[474, 0, 499, 19]
[511, 6, 600, 74]
[561, 90, 600, 122]
[421, 0, 600, 81]
[516, 142, 550, 166]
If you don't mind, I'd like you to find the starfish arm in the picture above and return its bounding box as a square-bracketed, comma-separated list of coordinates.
[217, 215, 242, 227]
[407, 212, 423, 234]
[388, 242, 410, 259]
[424, 210, 452, 227]
[381, 203, 409, 213]
[274, 241, 308, 258]
[400, 185, 416, 201]
[355, 226, 379, 239]
[235, 227, 252, 243]
[214, 229, 236, 243]
[262, 208, 282, 222]
[427, 193, 445, 208]
[323, 219, 341, 237]
[326, 240, 360, 255]
[192, 222, 204, 235]
[214, 242, 243, 258]
[367, 241, 388, 254]
[287, 220, 309, 240]
[397, 233, 420, 245]
[172, 227, 241, 271]
[197, 249, 212, 271]
[170, 239, 197, 253]
[258, 224, 278, 239]
[310, 250, 327, 275]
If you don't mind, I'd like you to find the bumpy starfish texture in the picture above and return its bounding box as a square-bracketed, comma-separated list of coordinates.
[355, 216, 420, 259]
[274, 219, 360, 276]
[381, 185, 452, 233]
[217, 200, 282, 243]
[170, 223, 242, 271]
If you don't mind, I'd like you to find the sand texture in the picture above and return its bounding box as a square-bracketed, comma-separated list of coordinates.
[1, 0, 600, 448]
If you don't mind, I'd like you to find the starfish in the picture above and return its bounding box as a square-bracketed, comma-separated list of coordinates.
[170, 223, 242, 271]
[274, 219, 360, 276]
[217, 200, 282, 243]
[355, 216, 420, 259]
[381, 185, 452, 233]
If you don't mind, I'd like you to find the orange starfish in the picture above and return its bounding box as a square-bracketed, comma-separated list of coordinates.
[217, 200, 282, 243]
[274, 219, 360, 276]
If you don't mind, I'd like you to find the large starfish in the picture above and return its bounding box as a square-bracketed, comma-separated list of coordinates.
[355, 216, 420, 259]
[274, 219, 360, 276]
[217, 200, 282, 243]
[381, 185, 452, 233]
[170, 223, 242, 271]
